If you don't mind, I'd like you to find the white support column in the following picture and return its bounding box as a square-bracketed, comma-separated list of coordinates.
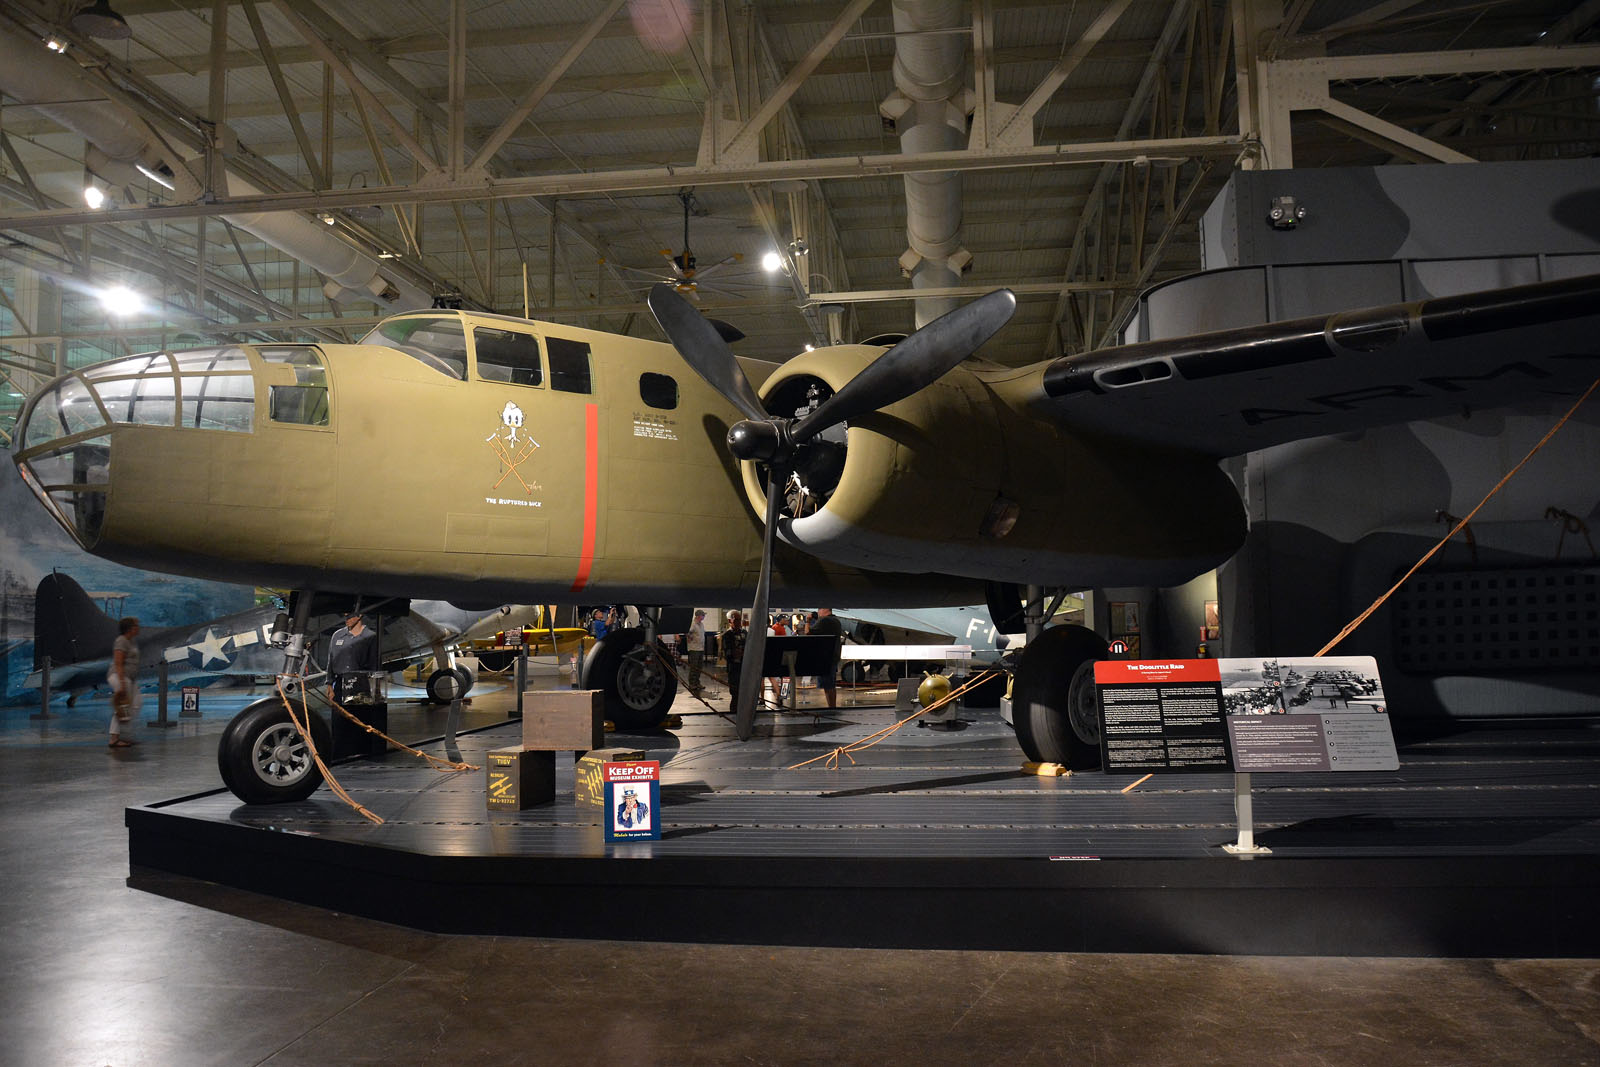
[448, 0, 467, 178]
[1232, 0, 1282, 170]
[14, 267, 61, 377]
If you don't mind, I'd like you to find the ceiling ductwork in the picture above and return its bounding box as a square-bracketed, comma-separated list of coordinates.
[0, 25, 431, 313]
[881, 0, 972, 329]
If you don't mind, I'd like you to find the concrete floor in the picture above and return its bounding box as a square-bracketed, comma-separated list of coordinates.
[4, 683, 1600, 1066]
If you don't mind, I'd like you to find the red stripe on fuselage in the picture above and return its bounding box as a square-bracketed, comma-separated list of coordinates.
[571, 402, 599, 592]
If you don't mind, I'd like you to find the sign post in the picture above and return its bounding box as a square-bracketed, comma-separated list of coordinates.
[1223, 772, 1271, 856]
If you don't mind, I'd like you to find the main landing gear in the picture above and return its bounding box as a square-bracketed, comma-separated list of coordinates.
[581, 616, 677, 731]
[991, 584, 1107, 769]
[1011, 624, 1108, 770]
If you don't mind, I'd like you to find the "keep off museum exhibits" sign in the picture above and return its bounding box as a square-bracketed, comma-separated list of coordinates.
[604, 760, 661, 842]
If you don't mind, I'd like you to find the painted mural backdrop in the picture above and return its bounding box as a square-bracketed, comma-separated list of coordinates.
[0, 460, 255, 704]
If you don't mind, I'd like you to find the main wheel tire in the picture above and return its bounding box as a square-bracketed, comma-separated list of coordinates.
[453, 663, 476, 696]
[583, 629, 676, 730]
[1011, 624, 1108, 769]
[218, 697, 331, 804]
[426, 666, 468, 704]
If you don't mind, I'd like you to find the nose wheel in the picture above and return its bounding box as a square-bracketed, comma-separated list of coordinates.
[217, 696, 332, 803]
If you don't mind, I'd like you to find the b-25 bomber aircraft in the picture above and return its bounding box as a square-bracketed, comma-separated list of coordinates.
[11, 268, 1600, 803]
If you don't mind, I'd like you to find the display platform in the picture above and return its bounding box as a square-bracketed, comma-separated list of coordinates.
[126, 699, 1600, 957]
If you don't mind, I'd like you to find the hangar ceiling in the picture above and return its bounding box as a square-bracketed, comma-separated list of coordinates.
[1, 0, 1598, 443]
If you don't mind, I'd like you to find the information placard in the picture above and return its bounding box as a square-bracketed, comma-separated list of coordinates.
[604, 760, 661, 842]
[1094, 660, 1232, 773]
[1095, 655, 1398, 773]
[1222, 656, 1397, 771]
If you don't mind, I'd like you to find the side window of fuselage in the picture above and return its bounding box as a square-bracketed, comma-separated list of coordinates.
[475, 327, 543, 387]
[639, 372, 678, 410]
[547, 336, 592, 395]
[259, 346, 330, 426]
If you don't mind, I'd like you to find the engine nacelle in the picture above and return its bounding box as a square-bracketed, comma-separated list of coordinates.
[741, 348, 1248, 589]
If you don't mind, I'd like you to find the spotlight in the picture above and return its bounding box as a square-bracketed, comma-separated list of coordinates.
[761, 251, 783, 273]
[71, 0, 132, 41]
[45, 36, 68, 53]
[83, 185, 105, 210]
[97, 285, 143, 317]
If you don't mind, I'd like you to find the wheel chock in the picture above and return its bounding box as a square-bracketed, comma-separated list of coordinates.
[1022, 761, 1071, 777]
[661, 714, 683, 729]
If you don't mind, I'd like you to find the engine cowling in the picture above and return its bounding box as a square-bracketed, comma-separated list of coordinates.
[739, 348, 1248, 590]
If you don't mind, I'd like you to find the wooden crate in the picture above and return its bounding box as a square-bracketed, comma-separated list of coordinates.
[485, 747, 556, 810]
[575, 747, 647, 808]
[521, 689, 605, 751]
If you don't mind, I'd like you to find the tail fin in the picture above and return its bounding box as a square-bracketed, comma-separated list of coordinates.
[33, 572, 120, 669]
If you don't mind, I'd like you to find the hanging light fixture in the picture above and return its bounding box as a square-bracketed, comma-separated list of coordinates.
[71, 0, 132, 41]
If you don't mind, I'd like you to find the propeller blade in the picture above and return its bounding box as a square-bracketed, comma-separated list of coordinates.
[791, 288, 1016, 444]
[648, 283, 768, 423]
[735, 478, 782, 740]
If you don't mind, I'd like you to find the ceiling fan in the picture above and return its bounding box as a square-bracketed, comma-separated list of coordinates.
[622, 188, 743, 301]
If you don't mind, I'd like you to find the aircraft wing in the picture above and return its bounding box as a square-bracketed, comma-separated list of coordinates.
[1035, 272, 1600, 458]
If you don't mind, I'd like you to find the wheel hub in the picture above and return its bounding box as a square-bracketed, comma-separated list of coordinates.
[253, 723, 310, 783]
[616, 649, 667, 710]
[1067, 658, 1101, 745]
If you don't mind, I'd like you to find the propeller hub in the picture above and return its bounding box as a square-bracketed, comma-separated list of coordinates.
[727, 419, 786, 463]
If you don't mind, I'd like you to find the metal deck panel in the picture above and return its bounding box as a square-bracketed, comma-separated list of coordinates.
[125, 696, 1600, 954]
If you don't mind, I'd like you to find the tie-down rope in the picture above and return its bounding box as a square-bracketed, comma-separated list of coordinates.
[1315, 378, 1599, 656]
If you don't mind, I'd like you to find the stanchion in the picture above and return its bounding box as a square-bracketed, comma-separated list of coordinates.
[148, 660, 176, 728]
[445, 693, 463, 764]
[31, 656, 53, 720]
[512, 645, 527, 719]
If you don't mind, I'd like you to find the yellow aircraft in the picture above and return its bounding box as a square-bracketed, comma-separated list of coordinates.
[11, 271, 1600, 802]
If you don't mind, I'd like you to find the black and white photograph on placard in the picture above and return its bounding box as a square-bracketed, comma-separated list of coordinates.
[1221, 656, 1386, 717]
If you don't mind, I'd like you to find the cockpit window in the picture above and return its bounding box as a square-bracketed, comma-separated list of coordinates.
[180, 372, 254, 432]
[23, 376, 106, 449]
[12, 343, 256, 549]
[95, 373, 177, 427]
[475, 327, 543, 387]
[361, 316, 468, 380]
[173, 348, 251, 375]
[83, 354, 165, 380]
[547, 336, 592, 394]
[260, 347, 330, 426]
